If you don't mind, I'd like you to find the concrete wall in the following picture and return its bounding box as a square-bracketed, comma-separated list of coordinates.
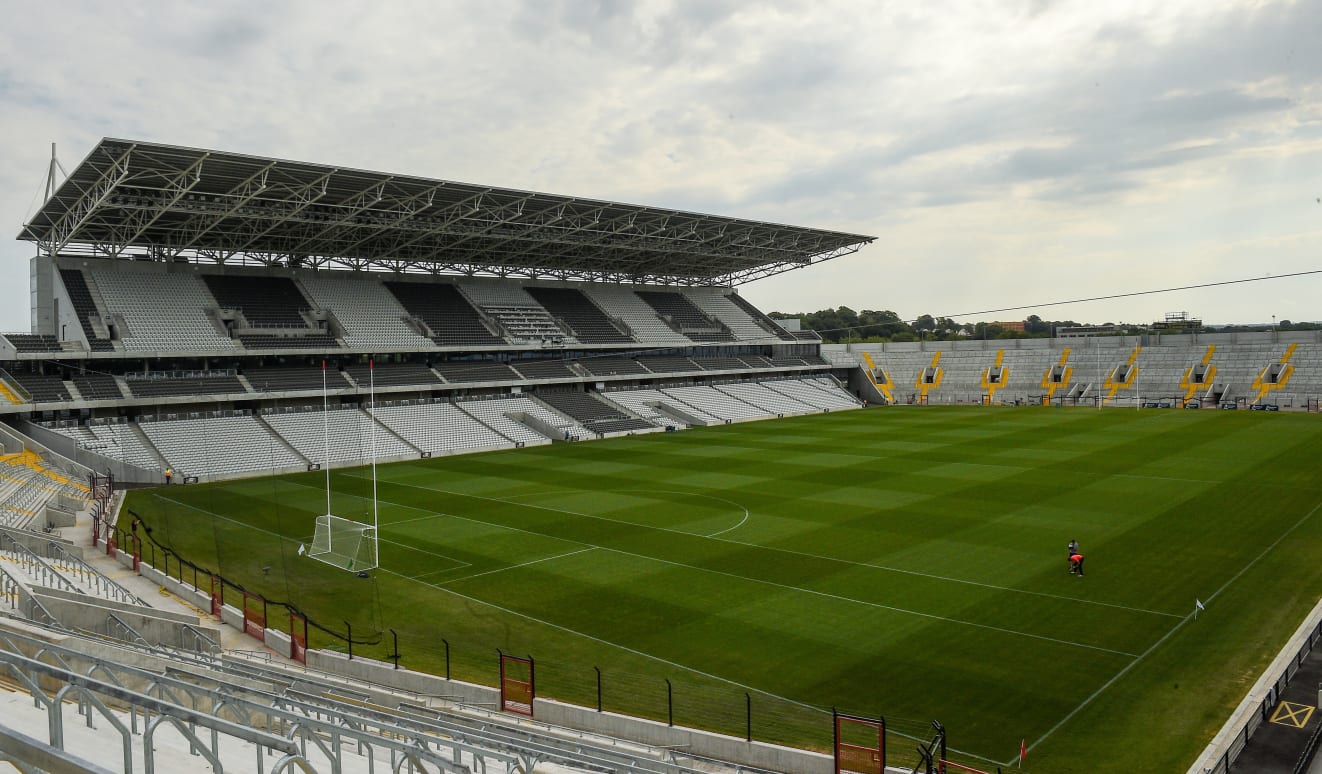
[34, 585, 197, 625]
[1187, 597, 1322, 773]
[219, 603, 245, 632]
[0, 526, 82, 560]
[13, 419, 162, 485]
[847, 366, 890, 405]
[533, 697, 834, 774]
[300, 649, 835, 773]
[0, 421, 92, 482]
[102, 554, 863, 773]
[264, 627, 291, 656]
[44, 503, 76, 528]
[28, 254, 55, 338]
[30, 588, 221, 653]
[141, 562, 215, 616]
[515, 407, 574, 441]
[303, 651, 835, 773]
[308, 650, 500, 706]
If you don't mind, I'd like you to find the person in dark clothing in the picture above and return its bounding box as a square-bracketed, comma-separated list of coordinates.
[1068, 540, 1079, 572]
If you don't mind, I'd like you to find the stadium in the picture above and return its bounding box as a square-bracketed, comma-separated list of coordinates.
[0, 138, 1320, 774]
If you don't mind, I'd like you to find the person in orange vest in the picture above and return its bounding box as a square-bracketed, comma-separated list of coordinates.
[1070, 552, 1085, 577]
[165, 468, 173, 485]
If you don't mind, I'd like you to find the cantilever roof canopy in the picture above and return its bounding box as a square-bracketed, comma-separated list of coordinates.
[19, 138, 874, 286]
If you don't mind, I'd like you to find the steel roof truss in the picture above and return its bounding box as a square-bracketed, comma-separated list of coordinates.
[40, 143, 136, 256]
[112, 154, 209, 256]
[230, 169, 337, 255]
[303, 181, 448, 258]
[20, 139, 876, 283]
[167, 161, 278, 259]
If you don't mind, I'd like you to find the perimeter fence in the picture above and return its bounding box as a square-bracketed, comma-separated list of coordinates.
[100, 508, 945, 759]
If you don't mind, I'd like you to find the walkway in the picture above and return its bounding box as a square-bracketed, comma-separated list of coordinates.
[1228, 645, 1322, 773]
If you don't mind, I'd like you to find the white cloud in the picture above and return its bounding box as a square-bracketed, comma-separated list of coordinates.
[1, 0, 1320, 331]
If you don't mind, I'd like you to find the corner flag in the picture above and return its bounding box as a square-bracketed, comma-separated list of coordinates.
[1020, 738, 1027, 767]
[1195, 599, 1205, 619]
[298, 543, 306, 556]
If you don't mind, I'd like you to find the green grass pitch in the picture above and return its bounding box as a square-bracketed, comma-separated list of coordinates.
[121, 406, 1322, 772]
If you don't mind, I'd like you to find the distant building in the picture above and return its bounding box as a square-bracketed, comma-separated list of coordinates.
[989, 320, 1026, 332]
[1152, 312, 1202, 331]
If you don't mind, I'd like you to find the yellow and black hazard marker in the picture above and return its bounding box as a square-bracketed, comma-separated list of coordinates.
[1269, 700, 1315, 729]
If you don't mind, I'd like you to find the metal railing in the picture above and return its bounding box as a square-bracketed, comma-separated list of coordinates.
[0, 564, 66, 631]
[0, 629, 500, 774]
[1199, 615, 1322, 774]
[0, 536, 81, 594]
[0, 649, 316, 774]
[0, 526, 145, 606]
[104, 612, 151, 649]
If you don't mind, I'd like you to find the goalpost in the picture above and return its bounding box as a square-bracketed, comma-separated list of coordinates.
[309, 514, 379, 571]
[307, 359, 380, 572]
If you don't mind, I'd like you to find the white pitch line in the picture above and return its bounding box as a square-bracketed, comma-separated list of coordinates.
[714, 536, 1183, 619]
[281, 483, 479, 569]
[405, 565, 472, 583]
[379, 565, 835, 714]
[706, 511, 749, 538]
[377, 563, 997, 758]
[388, 510, 460, 528]
[376, 536, 471, 572]
[150, 494, 287, 539]
[1012, 498, 1322, 766]
[434, 547, 596, 585]
[279, 477, 587, 562]
[137, 491, 975, 751]
[350, 473, 1181, 619]
[425, 502, 1138, 658]
[500, 487, 752, 539]
[591, 547, 1138, 657]
[139, 489, 983, 746]
[155, 487, 480, 574]
[1115, 473, 1223, 485]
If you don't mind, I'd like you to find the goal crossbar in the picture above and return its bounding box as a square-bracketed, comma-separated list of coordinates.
[308, 514, 378, 572]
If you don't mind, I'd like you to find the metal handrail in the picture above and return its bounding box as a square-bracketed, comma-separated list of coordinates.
[0, 631, 498, 774]
[180, 624, 220, 655]
[0, 649, 307, 768]
[0, 565, 68, 632]
[49, 540, 146, 606]
[0, 526, 145, 606]
[0, 622, 746, 774]
[0, 537, 80, 594]
[104, 613, 151, 649]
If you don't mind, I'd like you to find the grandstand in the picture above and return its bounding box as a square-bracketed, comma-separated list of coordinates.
[0, 138, 880, 773]
[848, 333, 1322, 408]
[3, 138, 1320, 773]
[0, 138, 874, 484]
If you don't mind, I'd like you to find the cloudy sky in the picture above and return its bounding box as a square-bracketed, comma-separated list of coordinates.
[1, 0, 1320, 332]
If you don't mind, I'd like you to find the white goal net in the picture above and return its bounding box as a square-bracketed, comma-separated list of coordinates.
[308, 514, 378, 572]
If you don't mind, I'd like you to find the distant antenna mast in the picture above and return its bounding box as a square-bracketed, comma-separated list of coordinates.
[44, 143, 69, 201]
[41, 143, 71, 256]
[45, 143, 58, 202]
